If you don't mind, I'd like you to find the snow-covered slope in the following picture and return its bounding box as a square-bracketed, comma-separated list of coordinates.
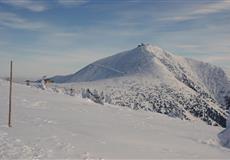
[0, 79, 230, 159]
[51, 44, 230, 127]
[219, 109, 230, 148]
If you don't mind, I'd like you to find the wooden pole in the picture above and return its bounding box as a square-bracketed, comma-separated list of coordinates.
[8, 60, 13, 127]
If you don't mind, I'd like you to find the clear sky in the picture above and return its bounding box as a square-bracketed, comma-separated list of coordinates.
[0, 0, 230, 78]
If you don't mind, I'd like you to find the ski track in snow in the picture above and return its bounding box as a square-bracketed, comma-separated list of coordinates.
[0, 79, 230, 159]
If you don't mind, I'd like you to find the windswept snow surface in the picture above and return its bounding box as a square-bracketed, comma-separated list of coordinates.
[0, 79, 230, 159]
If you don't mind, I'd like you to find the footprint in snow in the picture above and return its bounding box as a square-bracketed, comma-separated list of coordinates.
[32, 117, 57, 127]
[25, 101, 48, 110]
[31, 101, 47, 107]
[198, 138, 218, 146]
[81, 152, 103, 160]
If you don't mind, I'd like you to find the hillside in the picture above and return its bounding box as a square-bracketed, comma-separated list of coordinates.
[0, 79, 230, 159]
[50, 44, 230, 127]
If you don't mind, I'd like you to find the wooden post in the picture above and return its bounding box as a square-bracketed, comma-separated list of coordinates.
[8, 60, 13, 127]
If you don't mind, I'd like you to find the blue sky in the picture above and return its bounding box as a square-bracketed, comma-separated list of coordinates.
[0, 0, 230, 78]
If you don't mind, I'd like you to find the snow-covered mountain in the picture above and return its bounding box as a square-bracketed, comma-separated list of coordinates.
[51, 44, 230, 127]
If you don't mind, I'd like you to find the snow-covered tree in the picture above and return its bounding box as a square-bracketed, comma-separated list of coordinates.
[105, 94, 112, 104]
[227, 112, 230, 128]
[70, 88, 75, 96]
[82, 88, 104, 105]
[224, 96, 230, 110]
[40, 79, 47, 90]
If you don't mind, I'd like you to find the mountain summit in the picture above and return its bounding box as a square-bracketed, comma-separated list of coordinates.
[52, 44, 181, 82]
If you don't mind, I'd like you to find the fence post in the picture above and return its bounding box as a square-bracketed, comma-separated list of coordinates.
[8, 60, 13, 127]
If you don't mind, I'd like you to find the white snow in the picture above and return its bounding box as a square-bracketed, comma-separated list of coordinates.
[0, 79, 230, 159]
[219, 110, 230, 148]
